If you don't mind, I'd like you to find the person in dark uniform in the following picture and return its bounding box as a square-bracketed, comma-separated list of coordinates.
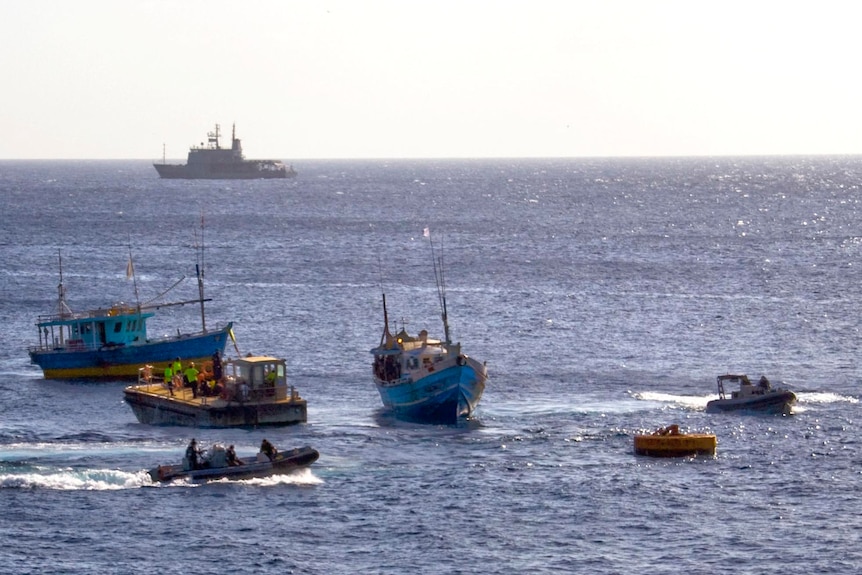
[212, 350, 223, 382]
[226, 445, 243, 466]
[260, 439, 277, 461]
[186, 438, 201, 469]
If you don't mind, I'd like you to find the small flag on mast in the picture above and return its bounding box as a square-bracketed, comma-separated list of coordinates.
[126, 257, 134, 279]
[423, 227, 430, 237]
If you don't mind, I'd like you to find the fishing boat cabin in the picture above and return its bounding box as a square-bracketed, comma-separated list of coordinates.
[33, 303, 152, 353]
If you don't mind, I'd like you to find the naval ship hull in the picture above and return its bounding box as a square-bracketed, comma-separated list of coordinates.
[154, 163, 294, 179]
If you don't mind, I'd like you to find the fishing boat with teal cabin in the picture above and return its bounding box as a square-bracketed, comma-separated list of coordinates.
[28, 252, 233, 379]
[370, 230, 487, 423]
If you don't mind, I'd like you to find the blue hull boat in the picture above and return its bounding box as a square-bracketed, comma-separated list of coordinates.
[371, 231, 487, 423]
[373, 347, 486, 423]
[30, 322, 232, 379]
[29, 250, 233, 379]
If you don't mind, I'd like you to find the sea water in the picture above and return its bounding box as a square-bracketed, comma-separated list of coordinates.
[0, 157, 860, 574]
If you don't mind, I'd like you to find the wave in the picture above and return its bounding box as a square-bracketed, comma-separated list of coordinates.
[796, 391, 858, 404]
[0, 464, 322, 490]
[631, 391, 710, 409]
[218, 468, 323, 486]
[151, 467, 324, 488]
[0, 465, 151, 490]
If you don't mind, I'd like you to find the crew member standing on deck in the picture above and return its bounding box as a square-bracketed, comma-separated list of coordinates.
[260, 439, 277, 461]
[185, 362, 200, 398]
[164, 364, 174, 396]
[186, 439, 200, 469]
[212, 350, 223, 382]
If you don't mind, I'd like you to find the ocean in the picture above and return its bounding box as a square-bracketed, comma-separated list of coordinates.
[0, 157, 860, 574]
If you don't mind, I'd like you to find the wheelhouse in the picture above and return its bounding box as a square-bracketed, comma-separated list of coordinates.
[34, 305, 153, 352]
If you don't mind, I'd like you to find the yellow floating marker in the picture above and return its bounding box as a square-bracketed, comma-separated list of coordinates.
[634, 424, 716, 457]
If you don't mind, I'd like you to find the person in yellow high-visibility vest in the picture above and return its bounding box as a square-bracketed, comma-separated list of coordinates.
[184, 362, 200, 398]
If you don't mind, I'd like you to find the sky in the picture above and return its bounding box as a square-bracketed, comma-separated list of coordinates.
[2, 0, 861, 159]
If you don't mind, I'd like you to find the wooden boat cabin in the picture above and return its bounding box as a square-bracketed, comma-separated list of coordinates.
[225, 356, 291, 401]
[34, 304, 153, 353]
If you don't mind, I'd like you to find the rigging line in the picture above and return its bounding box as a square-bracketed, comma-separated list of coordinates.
[142, 275, 187, 306]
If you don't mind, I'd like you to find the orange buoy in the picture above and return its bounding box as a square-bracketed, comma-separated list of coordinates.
[634, 425, 716, 457]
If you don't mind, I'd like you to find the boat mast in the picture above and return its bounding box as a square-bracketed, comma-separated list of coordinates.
[196, 212, 207, 332]
[127, 241, 141, 309]
[426, 229, 451, 344]
[52, 250, 75, 346]
[380, 293, 395, 346]
[55, 251, 67, 347]
[56, 250, 66, 319]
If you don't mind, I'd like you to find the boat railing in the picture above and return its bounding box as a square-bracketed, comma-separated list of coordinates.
[133, 368, 301, 405]
[36, 310, 99, 324]
[376, 374, 411, 387]
[36, 304, 142, 324]
[29, 338, 95, 354]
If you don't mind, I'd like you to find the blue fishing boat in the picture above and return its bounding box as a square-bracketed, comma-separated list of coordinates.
[370, 232, 487, 423]
[29, 252, 233, 379]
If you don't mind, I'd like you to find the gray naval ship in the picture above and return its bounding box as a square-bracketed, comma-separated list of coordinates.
[154, 124, 296, 179]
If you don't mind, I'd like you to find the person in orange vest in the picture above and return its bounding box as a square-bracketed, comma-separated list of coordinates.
[197, 370, 209, 397]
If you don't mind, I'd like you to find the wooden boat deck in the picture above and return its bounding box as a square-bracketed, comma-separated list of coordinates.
[128, 381, 305, 409]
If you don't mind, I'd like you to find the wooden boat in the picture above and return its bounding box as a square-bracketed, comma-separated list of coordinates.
[634, 425, 717, 457]
[149, 444, 319, 482]
[370, 230, 487, 423]
[28, 251, 231, 379]
[371, 314, 487, 423]
[124, 355, 307, 427]
[706, 374, 796, 415]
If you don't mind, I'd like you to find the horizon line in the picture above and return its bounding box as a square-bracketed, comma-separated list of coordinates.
[2, 152, 862, 162]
